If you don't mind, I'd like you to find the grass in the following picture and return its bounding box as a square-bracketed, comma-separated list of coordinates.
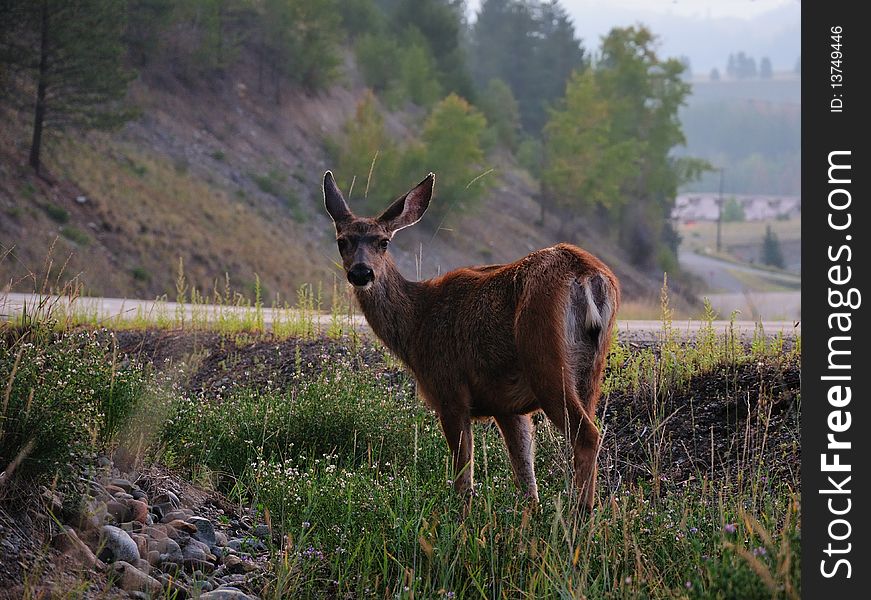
[678, 218, 800, 255]
[1, 276, 801, 598]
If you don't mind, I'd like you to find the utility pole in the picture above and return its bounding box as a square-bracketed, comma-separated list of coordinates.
[716, 168, 724, 253]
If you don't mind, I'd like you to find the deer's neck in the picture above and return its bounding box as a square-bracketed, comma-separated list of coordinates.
[354, 258, 422, 366]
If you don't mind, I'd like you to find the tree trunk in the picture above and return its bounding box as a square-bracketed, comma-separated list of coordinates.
[28, 1, 49, 174]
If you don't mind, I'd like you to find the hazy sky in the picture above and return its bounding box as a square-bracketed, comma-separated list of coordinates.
[467, 0, 801, 73]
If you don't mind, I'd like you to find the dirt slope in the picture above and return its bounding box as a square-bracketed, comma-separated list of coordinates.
[1, 53, 671, 306]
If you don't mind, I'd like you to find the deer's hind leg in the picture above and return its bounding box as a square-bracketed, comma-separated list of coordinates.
[515, 287, 600, 512]
[494, 413, 539, 503]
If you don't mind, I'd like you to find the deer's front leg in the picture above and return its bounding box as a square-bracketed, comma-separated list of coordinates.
[438, 409, 474, 500]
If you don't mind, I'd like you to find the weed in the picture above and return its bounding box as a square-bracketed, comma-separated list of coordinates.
[60, 226, 90, 246]
[41, 203, 69, 224]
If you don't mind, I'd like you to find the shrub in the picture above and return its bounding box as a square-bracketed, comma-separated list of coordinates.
[42, 203, 70, 224]
[0, 330, 146, 488]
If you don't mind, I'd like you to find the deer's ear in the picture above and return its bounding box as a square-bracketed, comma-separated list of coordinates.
[323, 171, 353, 226]
[378, 173, 434, 233]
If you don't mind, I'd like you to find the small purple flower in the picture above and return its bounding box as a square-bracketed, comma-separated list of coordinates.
[690, 527, 699, 534]
[753, 546, 767, 557]
[685, 581, 693, 589]
[724, 523, 737, 534]
[302, 521, 311, 529]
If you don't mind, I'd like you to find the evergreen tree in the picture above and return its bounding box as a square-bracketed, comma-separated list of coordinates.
[5, 0, 134, 173]
[759, 56, 773, 79]
[471, 0, 584, 134]
[478, 78, 521, 151]
[710, 67, 720, 81]
[761, 224, 785, 268]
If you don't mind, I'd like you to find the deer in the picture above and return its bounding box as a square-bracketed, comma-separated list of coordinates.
[322, 171, 620, 512]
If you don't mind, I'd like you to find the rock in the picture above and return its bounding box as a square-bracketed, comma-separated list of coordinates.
[214, 531, 229, 547]
[106, 500, 131, 523]
[96, 456, 112, 469]
[75, 195, 88, 204]
[143, 525, 168, 540]
[190, 516, 217, 546]
[146, 550, 161, 566]
[252, 524, 271, 541]
[222, 555, 246, 575]
[105, 484, 127, 496]
[153, 490, 181, 506]
[109, 478, 134, 493]
[182, 543, 215, 572]
[147, 537, 183, 565]
[75, 500, 109, 531]
[161, 509, 194, 524]
[134, 558, 151, 573]
[127, 499, 149, 524]
[199, 588, 255, 600]
[132, 489, 148, 501]
[52, 527, 102, 569]
[98, 525, 140, 564]
[151, 502, 174, 521]
[167, 519, 197, 534]
[131, 533, 148, 558]
[111, 561, 163, 595]
[157, 573, 191, 599]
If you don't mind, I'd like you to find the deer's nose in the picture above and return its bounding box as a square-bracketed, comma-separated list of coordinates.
[348, 264, 374, 287]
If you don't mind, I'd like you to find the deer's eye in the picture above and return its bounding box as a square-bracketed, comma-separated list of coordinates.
[337, 238, 348, 252]
[378, 239, 390, 251]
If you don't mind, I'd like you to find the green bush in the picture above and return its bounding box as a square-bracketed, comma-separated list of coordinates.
[0, 330, 146, 487]
[60, 225, 90, 246]
[722, 196, 746, 222]
[42, 203, 70, 224]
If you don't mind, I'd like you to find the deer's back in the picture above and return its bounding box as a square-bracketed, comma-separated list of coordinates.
[407, 244, 616, 414]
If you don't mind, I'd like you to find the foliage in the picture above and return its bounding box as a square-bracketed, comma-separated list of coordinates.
[1, 0, 135, 172]
[333, 92, 489, 222]
[542, 26, 709, 270]
[470, 0, 585, 134]
[759, 56, 773, 79]
[0, 329, 146, 488]
[727, 51, 758, 79]
[478, 78, 521, 151]
[721, 196, 746, 222]
[417, 94, 489, 223]
[333, 91, 403, 214]
[256, 0, 342, 99]
[761, 224, 785, 268]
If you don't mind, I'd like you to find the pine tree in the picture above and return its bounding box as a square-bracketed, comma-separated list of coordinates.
[761, 225, 785, 268]
[9, 0, 134, 173]
[759, 56, 773, 79]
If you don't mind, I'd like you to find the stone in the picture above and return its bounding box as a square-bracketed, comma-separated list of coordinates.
[106, 500, 131, 523]
[111, 561, 163, 595]
[199, 588, 255, 600]
[222, 555, 245, 575]
[109, 478, 134, 493]
[132, 489, 148, 501]
[153, 490, 181, 507]
[161, 509, 194, 524]
[182, 543, 215, 572]
[146, 550, 161, 566]
[98, 525, 140, 564]
[147, 537, 183, 565]
[167, 519, 197, 534]
[104, 485, 127, 496]
[131, 533, 148, 558]
[52, 527, 102, 569]
[127, 499, 149, 524]
[75, 195, 88, 204]
[252, 524, 271, 541]
[143, 525, 168, 540]
[214, 531, 229, 547]
[190, 516, 216, 546]
[134, 558, 151, 574]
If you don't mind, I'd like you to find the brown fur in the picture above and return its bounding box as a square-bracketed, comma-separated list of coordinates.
[323, 172, 620, 511]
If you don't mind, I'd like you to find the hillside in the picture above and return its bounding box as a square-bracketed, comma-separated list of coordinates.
[1, 54, 672, 310]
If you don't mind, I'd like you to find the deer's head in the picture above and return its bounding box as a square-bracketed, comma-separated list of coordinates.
[323, 171, 434, 290]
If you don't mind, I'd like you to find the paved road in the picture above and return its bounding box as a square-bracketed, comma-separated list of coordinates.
[678, 250, 800, 293]
[1, 293, 800, 341]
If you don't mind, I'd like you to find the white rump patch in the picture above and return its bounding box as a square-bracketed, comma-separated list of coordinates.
[583, 280, 603, 330]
